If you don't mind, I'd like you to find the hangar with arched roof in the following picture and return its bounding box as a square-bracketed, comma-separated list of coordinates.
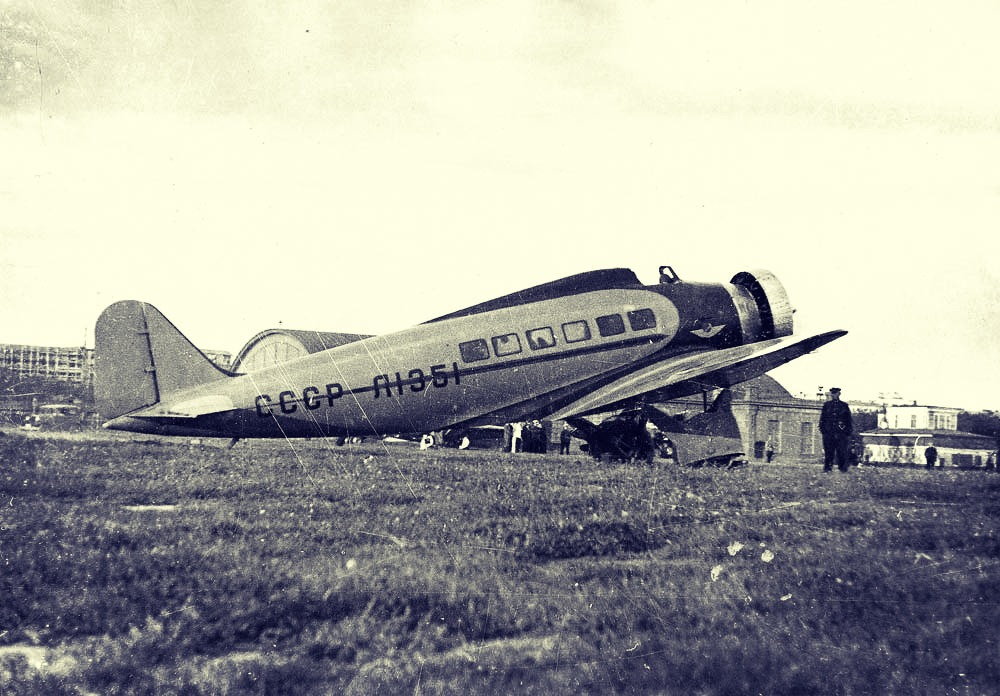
[231, 329, 371, 373]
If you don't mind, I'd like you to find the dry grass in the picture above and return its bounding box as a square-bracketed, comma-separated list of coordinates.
[1, 429, 998, 694]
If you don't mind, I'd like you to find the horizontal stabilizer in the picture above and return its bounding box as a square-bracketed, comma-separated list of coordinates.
[131, 395, 236, 419]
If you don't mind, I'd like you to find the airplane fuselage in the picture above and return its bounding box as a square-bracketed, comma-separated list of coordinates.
[97, 267, 844, 441]
[105, 281, 748, 438]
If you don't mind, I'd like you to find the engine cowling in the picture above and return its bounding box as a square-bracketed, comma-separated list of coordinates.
[729, 270, 794, 343]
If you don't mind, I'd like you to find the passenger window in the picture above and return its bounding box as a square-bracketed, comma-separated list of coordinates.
[459, 339, 490, 362]
[562, 320, 591, 343]
[628, 308, 656, 331]
[526, 327, 556, 350]
[596, 314, 626, 337]
[492, 333, 522, 357]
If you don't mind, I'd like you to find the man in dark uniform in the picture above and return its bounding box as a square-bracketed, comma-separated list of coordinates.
[559, 423, 573, 455]
[924, 445, 938, 469]
[819, 387, 853, 472]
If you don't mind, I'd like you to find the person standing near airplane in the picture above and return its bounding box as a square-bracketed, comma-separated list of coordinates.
[924, 444, 938, 469]
[820, 387, 853, 472]
[559, 423, 573, 455]
[510, 422, 524, 453]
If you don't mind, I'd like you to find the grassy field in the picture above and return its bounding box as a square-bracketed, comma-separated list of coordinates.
[1, 429, 998, 695]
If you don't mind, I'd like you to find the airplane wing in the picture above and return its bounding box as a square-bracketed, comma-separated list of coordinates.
[547, 330, 846, 420]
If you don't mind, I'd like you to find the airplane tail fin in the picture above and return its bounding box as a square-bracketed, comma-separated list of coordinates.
[95, 300, 232, 420]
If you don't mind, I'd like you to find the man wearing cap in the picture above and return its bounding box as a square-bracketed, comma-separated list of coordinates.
[819, 387, 853, 472]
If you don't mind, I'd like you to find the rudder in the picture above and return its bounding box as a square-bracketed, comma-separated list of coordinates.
[95, 301, 231, 420]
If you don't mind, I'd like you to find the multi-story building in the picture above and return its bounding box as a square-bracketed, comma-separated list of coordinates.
[201, 349, 233, 371]
[0, 343, 231, 388]
[0, 344, 95, 384]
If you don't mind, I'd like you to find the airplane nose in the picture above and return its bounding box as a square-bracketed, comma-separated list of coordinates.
[730, 270, 794, 341]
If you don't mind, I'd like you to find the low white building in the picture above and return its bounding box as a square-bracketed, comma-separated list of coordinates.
[862, 404, 995, 467]
[879, 404, 959, 431]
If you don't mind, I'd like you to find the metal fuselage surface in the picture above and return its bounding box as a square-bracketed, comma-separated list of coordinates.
[103, 279, 749, 439]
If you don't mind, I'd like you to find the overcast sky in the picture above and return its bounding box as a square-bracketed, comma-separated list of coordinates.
[2, 1, 999, 409]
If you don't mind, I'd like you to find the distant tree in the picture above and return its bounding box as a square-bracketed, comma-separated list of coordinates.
[853, 411, 878, 433]
[0, 368, 91, 405]
[958, 411, 1000, 442]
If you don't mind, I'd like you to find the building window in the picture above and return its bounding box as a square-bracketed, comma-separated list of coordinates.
[491, 333, 522, 357]
[596, 314, 626, 337]
[911, 415, 917, 428]
[459, 339, 490, 363]
[767, 420, 781, 451]
[562, 321, 591, 343]
[800, 422, 814, 455]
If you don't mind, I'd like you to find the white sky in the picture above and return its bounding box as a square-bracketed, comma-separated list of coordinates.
[2, 1, 999, 409]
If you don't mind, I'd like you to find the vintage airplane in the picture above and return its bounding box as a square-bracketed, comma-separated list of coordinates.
[95, 266, 846, 449]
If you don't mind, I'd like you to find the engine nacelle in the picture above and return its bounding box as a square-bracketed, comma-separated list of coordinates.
[729, 270, 794, 342]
